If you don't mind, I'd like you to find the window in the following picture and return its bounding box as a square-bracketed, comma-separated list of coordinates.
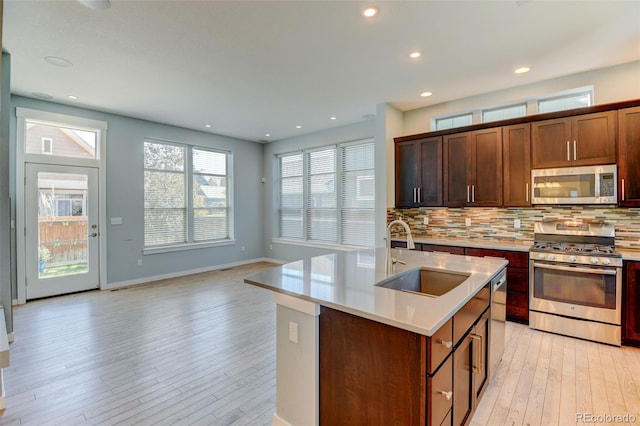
[42, 137, 53, 155]
[538, 90, 592, 113]
[144, 140, 231, 248]
[482, 104, 526, 123]
[435, 113, 473, 131]
[277, 139, 375, 247]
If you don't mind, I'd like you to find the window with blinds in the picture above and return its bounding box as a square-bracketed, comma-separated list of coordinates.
[144, 140, 231, 248]
[277, 138, 375, 247]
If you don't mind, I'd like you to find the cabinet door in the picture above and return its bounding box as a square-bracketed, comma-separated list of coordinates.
[419, 137, 443, 206]
[453, 334, 473, 426]
[571, 111, 616, 166]
[623, 261, 640, 346]
[395, 140, 419, 207]
[444, 133, 471, 207]
[531, 118, 572, 168]
[503, 124, 531, 207]
[618, 107, 640, 207]
[470, 128, 503, 207]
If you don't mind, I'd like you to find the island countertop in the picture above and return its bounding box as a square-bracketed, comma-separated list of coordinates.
[244, 247, 507, 336]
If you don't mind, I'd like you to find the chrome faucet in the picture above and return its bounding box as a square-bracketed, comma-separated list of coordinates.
[385, 219, 415, 275]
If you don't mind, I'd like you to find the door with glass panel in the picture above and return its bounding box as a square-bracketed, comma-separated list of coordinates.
[25, 164, 99, 299]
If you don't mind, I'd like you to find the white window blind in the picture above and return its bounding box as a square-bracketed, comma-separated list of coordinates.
[482, 104, 526, 123]
[436, 113, 473, 130]
[341, 142, 375, 247]
[277, 139, 375, 247]
[539, 91, 592, 113]
[144, 140, 232, 248]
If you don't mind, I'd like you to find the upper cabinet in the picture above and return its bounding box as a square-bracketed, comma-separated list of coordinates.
[531, 111, 616, 169]
[502, 124, 531, 207]
[444, 128, 503, 207]
[395, 136, 443, 207]
[618, 107, 640, 207]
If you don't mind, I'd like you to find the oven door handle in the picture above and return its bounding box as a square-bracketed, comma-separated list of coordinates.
[533, 262, 617, 276]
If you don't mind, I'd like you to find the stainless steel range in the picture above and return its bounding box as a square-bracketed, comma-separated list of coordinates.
[529, 220, 622, 346]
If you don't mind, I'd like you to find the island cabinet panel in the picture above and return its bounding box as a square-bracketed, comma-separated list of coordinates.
[623, 261, 640, 346]
[618, 107, 640, 207]
[395, 137, 443, 207]
[532, 111, 616, 169]
[464, 248, 529, 324]
[319, 306, 426, 425]
[502, 124, 531, 207]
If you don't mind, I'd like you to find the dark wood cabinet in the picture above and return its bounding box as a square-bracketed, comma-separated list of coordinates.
[618, 107, 640, 207]
[623, 261, 640, 346]
[531, 111, 616, 169]
[502, 124, 531, 207]
[464, 248, 529, 324]
[422, 244, 466, 255]
[444, 129, 503, 207]
[395, 137, 443, 207]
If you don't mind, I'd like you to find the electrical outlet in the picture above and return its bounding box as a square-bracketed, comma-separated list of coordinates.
[241, 245, 246, 252]
[288, 321, 298, 343]
[514, 219, 521, 229]
[137, 258, 142, 267]
[465, 218, 471, 227]
[423, 217, 429, 225]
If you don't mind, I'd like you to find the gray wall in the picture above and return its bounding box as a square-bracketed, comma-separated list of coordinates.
[1, 53, 12, 332]
[262, 120, 376, 262]
[10, 96, 265, 287]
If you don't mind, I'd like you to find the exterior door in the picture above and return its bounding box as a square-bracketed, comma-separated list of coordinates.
[25, 163, 99, 299]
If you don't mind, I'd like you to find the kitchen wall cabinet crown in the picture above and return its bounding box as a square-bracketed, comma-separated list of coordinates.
[618, 106, 640, 207]
[395, 137, 443, 207]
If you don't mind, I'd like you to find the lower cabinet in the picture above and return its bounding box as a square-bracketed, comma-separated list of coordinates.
[623, 261, 640, 346]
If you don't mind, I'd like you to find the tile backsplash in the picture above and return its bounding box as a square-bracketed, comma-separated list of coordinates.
[387, 206, 640, 249]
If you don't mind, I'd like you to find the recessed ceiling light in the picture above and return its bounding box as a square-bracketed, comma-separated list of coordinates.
[362, 6, 378, 17]
[514, 66, 531, 74]
[68, 95, 79, 100]
[420, 91, 433, 97]
[409, 51, 422, 59]
[32, 92, 53, 100]
[296, 125, 302, 129]
[45, 56, 73, 67]
[205, 124, 212, 128]
[330, 116, 337, 120]
[265, 133, 271, 137]
[77, 0, 111, 10]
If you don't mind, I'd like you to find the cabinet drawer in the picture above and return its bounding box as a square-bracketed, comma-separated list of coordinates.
[422, 244, 465, 255]
[428, 355, 453, 426]
[453, 284, 490, 345]
[465, 247, 528, 268]
[427, 318, 453, 374]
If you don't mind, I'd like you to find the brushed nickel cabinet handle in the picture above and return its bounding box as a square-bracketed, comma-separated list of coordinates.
[413, 187, 417, 203]
[622, 179, 626, 201]
[439, 339, 453, 349]
[526, 183, 529, 202]
[418, 187, 421, 203]
[472, 185, 475, 203]
[438, 390, 453, 401]
[471, 333, 483, 374]
[567, 141, 571, 161]
[573, 140, 577, 161]
[467, 185, 470, 203]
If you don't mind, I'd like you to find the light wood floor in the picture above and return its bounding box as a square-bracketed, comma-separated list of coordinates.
[2, 262, 640, 425]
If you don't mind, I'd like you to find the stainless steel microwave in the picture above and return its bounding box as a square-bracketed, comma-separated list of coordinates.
[531, 164, 617, 204]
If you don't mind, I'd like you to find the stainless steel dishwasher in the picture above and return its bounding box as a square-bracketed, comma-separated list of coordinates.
[489, 268, 507, 378]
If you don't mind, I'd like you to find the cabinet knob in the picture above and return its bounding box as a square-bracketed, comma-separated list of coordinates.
[439, 339, 453, 349]
[438, 390, 453, 401]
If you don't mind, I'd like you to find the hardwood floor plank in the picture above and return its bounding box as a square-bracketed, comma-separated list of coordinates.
[558, 335, 577, 426]
[522, 330, 552, 426]
[539, 333, 563, 426]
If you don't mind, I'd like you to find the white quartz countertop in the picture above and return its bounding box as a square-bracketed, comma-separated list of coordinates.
[244, 248, 508, 337]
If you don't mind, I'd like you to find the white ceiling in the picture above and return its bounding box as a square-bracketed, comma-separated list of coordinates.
[3, 0, 640, 142]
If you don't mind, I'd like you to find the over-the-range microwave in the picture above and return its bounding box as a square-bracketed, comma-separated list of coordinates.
[531, 164, 617, 205]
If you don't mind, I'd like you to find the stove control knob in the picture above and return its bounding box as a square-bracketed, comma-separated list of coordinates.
[569, 256, 577, 262]
[591, 258, 600, 264]
[603, 258, 611, 265]
[538, 253, 546, 260]
[548, 254, 556, 260]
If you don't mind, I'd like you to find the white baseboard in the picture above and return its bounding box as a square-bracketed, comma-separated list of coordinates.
[102, 257, 284, 291]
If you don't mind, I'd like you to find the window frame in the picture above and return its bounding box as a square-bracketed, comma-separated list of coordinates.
[143, 138, 234, 254]
[274, 138, 375, 249]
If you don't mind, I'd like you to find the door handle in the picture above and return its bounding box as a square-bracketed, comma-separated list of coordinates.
[573, 140, 577, 161]
[88, 233, 98, 238]
[566, 141, 571, 161]
[467, 185, 470, 203]
[622, 179, 625, 201]
[472, 185, 475, 203]
[526, 183, 529, 202]
[417, 187, 421, 203]
[413, 187, 417, 203]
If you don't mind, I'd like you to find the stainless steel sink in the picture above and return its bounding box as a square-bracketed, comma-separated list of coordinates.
[376, 267, 470, 297]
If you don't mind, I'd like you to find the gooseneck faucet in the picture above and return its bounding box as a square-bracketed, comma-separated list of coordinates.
[385, 219, 415, 275]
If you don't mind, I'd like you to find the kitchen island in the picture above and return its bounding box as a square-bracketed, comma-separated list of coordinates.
[244, 247, 508, 426]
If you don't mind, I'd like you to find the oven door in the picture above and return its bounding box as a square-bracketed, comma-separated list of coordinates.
[529, 260, 621, 325]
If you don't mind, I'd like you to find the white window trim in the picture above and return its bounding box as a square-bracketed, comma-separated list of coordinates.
[143, 138, 234, 250]
[15, 107, 108, 304]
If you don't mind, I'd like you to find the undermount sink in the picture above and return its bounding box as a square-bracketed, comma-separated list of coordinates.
[376, 267, 470, 297]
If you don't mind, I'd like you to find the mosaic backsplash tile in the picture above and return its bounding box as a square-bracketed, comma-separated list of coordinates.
[387, 206, 640, 249]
